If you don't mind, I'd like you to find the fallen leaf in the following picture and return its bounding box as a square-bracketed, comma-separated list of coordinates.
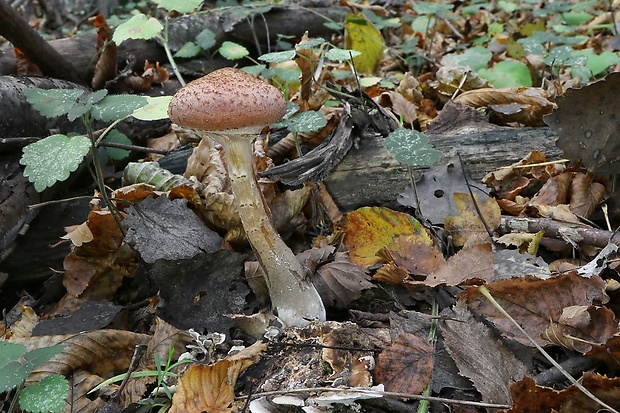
[444, 193, 501, 247]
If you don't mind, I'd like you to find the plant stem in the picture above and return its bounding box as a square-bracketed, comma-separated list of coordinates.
[159, 16, 185, 86]
[85, 115, 125, 236]
[214, 133, 326, 327]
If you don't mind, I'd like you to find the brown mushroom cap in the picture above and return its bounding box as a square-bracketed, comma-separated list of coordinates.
[168, 67, 287, 131]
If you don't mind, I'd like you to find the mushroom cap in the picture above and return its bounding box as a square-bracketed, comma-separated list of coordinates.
[168, 67, 287, 131]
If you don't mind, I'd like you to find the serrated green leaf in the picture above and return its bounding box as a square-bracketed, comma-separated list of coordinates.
[441, 46, 492, 72]
[0, 361, 30, 393]
[325, 48, 361, 61]
[286, 111, 327, 133]
[24, 89, 83, 119]
[384, 129, 441, 167]
[258, 50, 297, 63]
[196, 28, 216, 50]
[103, 130, 131, 160]
[113, 14, 163, 44]
[219, 41, 249, 60]
[20, 134, 91, 192]
[19, 375, 69, 413]
[92, 95, 148, 122]
[23, 345, 65, 369]
[241, 64, 266, 76]
[131, 96, 172, 121]
[174, 41, 201, 58]
[154, 0, 202, 13]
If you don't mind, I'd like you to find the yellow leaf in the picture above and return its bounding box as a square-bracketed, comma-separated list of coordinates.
[339, 207, 431, 267]
[344, 13, 384, 74]
[444, 193, 501, 247]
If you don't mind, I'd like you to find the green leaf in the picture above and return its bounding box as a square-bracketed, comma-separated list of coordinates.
[174, 42, 201, 58]
[441, 46, 492, 72]
[195, 28, 216, 50]
[412, 1, 453, 16]
[572, 49, 620, 76]
[103, 130, 131, 160]
[296, 37, 325, 49]
[19, 375, 69, 413]
[325, 48, 361, 61]
[0, 342, 27, 365]
[22, 346, 65, 369]
[67, 89, 109, 121]
[218, 41, 249, 60]
[562, 11, 593, 26]
[20, 134, 91, 192]
[113, 14, 163, 44]
[154, 0, 202, 13]
[24, 89, 83, 119]
[384, 129, 441, 167]
[91, 95, 148, 122]
[0, 361, 30, 393]
[286, 111, 327, 133]
[131, 96, 172, 121]
[478, 60, 532, 88]
[258, 50, 297, 63]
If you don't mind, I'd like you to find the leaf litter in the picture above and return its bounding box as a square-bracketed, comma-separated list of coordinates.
[4, 1, 620, 413]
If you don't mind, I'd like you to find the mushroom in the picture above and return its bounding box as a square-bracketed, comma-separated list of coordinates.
[168, 67, 326, 327]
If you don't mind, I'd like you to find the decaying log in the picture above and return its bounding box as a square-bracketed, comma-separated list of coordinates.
[0, 5, 347, 78]
[324, 110, 561, 211]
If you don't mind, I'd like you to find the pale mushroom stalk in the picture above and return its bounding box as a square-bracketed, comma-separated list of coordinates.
[168, 68, 326, 327]
[212, 130, 325, 326]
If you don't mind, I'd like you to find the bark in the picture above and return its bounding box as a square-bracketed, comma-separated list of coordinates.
[324, 126, 561, 211]
[0, 0, 85, 84]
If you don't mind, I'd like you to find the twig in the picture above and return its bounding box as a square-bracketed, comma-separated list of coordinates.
[236, 387, 511, 409]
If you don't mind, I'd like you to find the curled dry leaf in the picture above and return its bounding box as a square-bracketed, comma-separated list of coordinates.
[569, 172, 607, 219]
[454, 87, 555, 126]
[90, 14, 117, 90]
[14, 47, 42, 76]
[541, 305, 618, 353]
[459, 272, 609, 347]
[168, 341, 266, 413]
[419, 242, 494, 287]
[529, 170, 572, 207]
[378, 91, 418, 124]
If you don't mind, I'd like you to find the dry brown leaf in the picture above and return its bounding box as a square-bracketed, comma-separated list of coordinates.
[169, 341, 266, 413]
[508, 373, 620, 413]
[382, 234, 446, 277]
[441, 299, 528, 404]
[312, 252, 374, 308]
[570, 172, 606, 219]
[444, 193, 501, 247]
[541, 305, 617, 353]
[374, 332, 433, 395]
[89, 14, 117, 90]
[529, 171, 572, 206]
[378, 90, 418, 124]
[454, 87, 555, 126]
[459, 272, 609, 347]
[14, 47, 42, 76]
[420, 242, 494, 287]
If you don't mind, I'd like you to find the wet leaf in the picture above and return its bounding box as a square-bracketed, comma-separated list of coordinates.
[20, 134, 91, 192]
[19, 374, 69, 413]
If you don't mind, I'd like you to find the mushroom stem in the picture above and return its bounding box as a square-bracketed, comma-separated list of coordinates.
[212, 132, 326, 327]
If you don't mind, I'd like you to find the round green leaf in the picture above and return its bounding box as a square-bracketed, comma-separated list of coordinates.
[196, 28, 216, 50]
[174, 42, 201, 58]
[20, 134, 91, 192]
[113, 14, 163, 45]
[441, 46, 492, 72]
[384, 129, 441, 167]
[325, 48, 361, 61]
[296, 37, 325, 49]
[103, 130, 131, 160]
[286, 111, 327, 133]
[19, 375, 69, 413]
[154, 0, 202, 13]
[478, 60, 532, 88]
[258, 50, 297, 63]
[219, 41, 249, 60]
